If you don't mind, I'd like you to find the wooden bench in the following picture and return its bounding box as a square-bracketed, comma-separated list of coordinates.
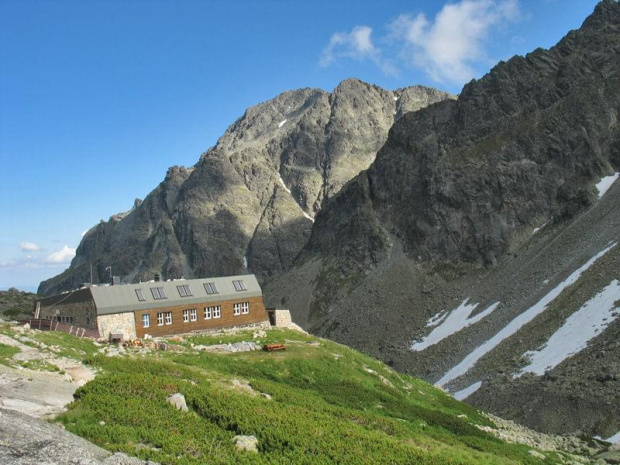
[262, 343, 285, 352]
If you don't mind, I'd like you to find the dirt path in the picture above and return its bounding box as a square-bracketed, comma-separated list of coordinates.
[0, 332, 95, 418]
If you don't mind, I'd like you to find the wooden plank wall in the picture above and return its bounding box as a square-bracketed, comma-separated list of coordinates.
[133, 296, 268, 338]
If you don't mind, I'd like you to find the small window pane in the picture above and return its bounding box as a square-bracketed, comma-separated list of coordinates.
[233, 280, 247, 291]
[142, 314, 150, 328]
[177, 285, 193, 297]
[135, 289, 145, 301]
[204, 282, 219, 294]
[150, 287, 168, 300]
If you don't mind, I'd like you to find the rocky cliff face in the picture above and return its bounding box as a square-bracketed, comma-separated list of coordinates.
[305, 1, 619, 273]
[265, 0, 620, 438]
[39, 82, 452, 295]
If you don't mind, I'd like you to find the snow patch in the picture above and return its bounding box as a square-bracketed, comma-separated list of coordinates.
[436, 243, 617, 387]
[393, 96, 398, 101]
[411, 299, 499, 351]
[596, 172, 619, 198]
[605, 431, 620, 444]
[452, 381, 482, 401]
[243, 256, 248, 270]
[532, 222, 548, 235]
[302, 211, 315, 223]
[517, 280, 620, 376]
[278, 175, 291, 194]
[277, 173, 316, 222]
[426, 311, 449, 328]
[278, 119, 287, 128]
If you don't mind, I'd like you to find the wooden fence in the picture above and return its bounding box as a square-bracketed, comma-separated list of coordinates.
[20, 319, 100, 339]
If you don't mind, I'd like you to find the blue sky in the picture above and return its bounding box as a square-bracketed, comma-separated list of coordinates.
[0, 0, 600, 291]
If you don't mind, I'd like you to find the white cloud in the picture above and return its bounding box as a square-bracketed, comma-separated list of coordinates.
[320, 25, 397, 75]
[45, 245, 76, 263]
[20, 242, 40, 252]
[320, 0, 520, 86]
[388, 0, 520, 84]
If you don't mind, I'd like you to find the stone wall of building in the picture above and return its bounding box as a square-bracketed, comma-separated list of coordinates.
[97, 312, 137, 340]
[268, 309, 293, 327]
[38, 299, 97, 331]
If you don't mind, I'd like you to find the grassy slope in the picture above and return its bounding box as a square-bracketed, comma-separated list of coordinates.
[22, 328, 575, 465]
[0, 323, 584, 464]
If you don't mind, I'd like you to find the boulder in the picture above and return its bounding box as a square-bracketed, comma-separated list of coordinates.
[167, 393, 188, 412]
[233, 435, 258, 453]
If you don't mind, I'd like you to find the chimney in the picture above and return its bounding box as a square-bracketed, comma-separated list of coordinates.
[112, 276, 121, 286]
[154, 273, 161, 282]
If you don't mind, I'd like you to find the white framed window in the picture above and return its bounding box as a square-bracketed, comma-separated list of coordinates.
[213, 306, 221, 319]
[165, 312, 173, 325]
[242, 302, 249, 314]
[190, 308, 197, 321]
[157, 313, 164, 326]
[204, 307, 212, 319]
[233, 303, 241, 316]
[183, 309, 190, 322]
[142, 314, 150, 328]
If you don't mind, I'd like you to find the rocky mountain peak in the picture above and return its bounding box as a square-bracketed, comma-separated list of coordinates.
[39, 79, 453, 295]
[305, 0, 619, 274]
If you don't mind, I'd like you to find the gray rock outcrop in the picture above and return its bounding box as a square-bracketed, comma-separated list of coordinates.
[0, 407, 158, 464]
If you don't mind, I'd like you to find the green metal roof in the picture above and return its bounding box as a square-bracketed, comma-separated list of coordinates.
[89, 274, 262, 315]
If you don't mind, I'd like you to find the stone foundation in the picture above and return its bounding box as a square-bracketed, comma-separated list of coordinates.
[188, 320, 271, 336]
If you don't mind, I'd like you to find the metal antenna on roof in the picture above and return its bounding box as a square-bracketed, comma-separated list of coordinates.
[105, 266, 112, 281]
